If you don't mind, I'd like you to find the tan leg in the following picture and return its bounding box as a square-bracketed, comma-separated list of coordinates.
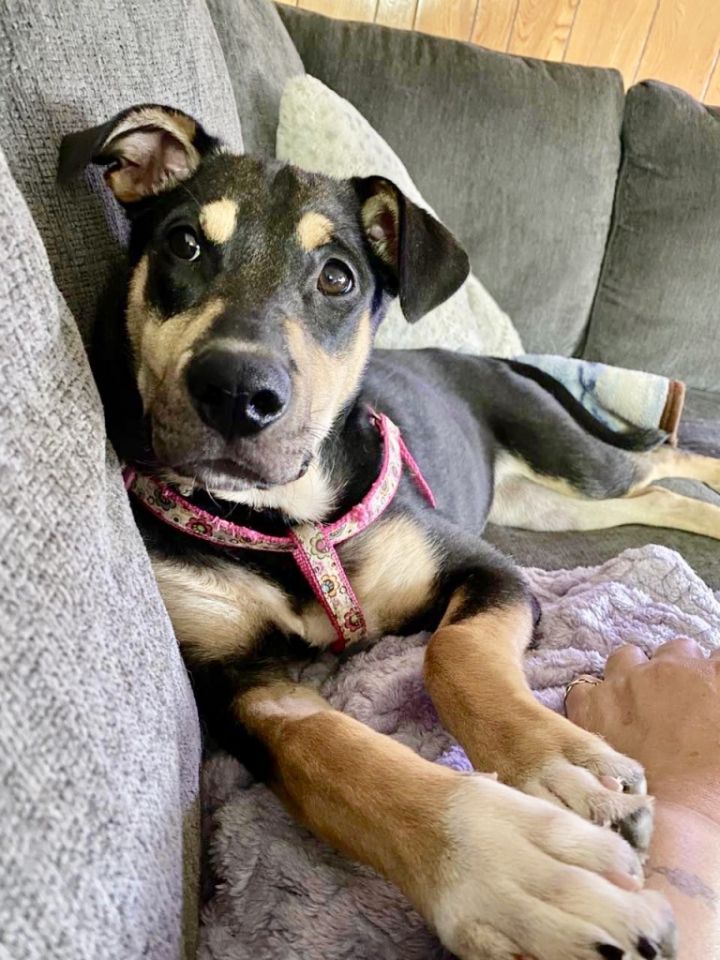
[235, 680, 675, 960]
[236, 681, 455, 914]
[491, 475, 720, 539]
[638, 447, 720, 492]
[424, 599, 654, 851]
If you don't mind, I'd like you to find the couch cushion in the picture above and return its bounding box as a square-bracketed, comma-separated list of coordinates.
[206, 0, 304, 157]
[584, 81, 720, 393]
[0, 0, 242, 339]
[278, 6, 625, 356]
[0, 148, 201, 960]
[277, 75, 523, 357]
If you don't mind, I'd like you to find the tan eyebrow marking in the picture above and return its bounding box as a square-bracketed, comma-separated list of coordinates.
[199, 198, 238, 244]
[296, 211, 334, 251]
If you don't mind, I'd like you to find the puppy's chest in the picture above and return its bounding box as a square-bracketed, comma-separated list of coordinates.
[152, 513, 440, 662]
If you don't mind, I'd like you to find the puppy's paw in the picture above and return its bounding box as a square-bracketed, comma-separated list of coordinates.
[522, 739, 653, 854]
[431, 776, 676, 960]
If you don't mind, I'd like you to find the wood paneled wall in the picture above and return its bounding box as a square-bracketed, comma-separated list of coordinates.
[277, 0, 720, 102]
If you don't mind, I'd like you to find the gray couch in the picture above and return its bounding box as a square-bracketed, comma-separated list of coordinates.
[0, 1, 717, 957]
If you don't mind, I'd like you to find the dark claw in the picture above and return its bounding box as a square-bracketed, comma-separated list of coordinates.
[596, 945, 624, 959]
[637, 937, 658, 959]
[616, 806, 653, 854]
[621, 771, 647, 794]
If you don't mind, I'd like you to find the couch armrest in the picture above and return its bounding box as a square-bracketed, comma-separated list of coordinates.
[0, 148, 201, 960]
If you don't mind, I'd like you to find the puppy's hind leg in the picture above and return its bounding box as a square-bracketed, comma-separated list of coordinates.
[490, 475, 720, 540]
[636, 446, 720, 493]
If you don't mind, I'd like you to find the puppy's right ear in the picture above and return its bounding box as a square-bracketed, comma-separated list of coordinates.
[58, 103, 218, 204]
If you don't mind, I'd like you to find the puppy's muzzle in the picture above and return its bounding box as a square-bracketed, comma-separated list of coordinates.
[186, 349, 291, 440]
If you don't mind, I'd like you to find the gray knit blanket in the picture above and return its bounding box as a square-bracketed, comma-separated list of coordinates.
[199, 545, 720, 960]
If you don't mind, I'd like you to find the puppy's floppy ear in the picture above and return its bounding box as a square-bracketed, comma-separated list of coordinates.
[58, 103, 218, 204]
[354, 176, 469, 323]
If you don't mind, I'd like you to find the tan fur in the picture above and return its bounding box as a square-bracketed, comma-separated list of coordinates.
[119, 106, 196, 144]
[199, 198, 238, 245]
[235, 680, 456, 916]
[285, 312, 372, 444]
[241, 681, 331, 723]
[492, 471, 720, 539]
[301, 514, 439, 647]
[154, 514, 437, 657]
[126, 255, 224, 409]
[361, 188, 399, 264]
[153, 556, 302, 663]
[296, 212, 334, 251]
[637, 445, 720, 491]
[347, 515, 439, 631]
[187, 337, 267, 356]
[491, 448, 720, 539]
[424, 601, 589, 783]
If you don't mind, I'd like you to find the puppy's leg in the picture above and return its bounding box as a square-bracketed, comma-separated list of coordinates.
[425, 553, 655, 853]
[637, 446, 720, 493]
[231, 678, 674, 960]
[490, 474, 720, 539]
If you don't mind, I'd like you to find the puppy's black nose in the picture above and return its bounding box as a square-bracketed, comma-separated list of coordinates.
[186, 350, 291, 439]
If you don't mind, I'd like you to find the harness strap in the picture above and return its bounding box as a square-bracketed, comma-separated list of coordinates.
[124, 411, 434, 652]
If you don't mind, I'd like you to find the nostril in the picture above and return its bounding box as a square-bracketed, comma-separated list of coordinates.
[186, 349, 291, 439]
[250, 388, 284, 420]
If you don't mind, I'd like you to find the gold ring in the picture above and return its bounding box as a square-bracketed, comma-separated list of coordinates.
[564, 674, 602, 709]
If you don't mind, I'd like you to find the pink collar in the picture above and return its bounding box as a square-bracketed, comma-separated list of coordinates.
[123, 412, 435, 652]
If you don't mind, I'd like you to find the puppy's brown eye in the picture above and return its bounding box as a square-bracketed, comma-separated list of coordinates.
[167, 226, 200, 262]
[318, 259, 354, 296]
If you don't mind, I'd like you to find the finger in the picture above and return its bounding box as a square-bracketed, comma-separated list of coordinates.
[604, 645, 648, 679]
[652, 637, 705, 660]
[565, 680, 599, 724]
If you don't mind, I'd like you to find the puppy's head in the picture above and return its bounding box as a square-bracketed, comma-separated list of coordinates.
[60, 104, 468, 493]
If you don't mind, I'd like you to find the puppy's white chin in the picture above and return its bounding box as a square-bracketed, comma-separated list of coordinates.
[212, 459, 338, 524]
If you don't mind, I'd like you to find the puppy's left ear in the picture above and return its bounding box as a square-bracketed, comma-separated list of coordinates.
[58, 103, 218, 204]
[354, 176, 470, 323]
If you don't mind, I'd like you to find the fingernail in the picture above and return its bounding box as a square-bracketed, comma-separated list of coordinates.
[602, 870, 642, 891]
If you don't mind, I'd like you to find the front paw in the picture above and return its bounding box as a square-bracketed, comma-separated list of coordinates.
[521, 732, 653, 855]
[430, 776, 675, 960]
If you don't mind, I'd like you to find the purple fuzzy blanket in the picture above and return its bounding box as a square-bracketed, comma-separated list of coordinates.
[199, 545, 720, 960]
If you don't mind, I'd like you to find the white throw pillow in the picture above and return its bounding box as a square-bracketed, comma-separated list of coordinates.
[276, 75, 523, 357]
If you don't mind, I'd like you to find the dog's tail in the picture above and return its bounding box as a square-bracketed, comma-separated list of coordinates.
[502, 359, 668, 452]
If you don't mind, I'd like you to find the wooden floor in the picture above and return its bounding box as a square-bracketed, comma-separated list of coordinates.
[277, 0, 720, 102]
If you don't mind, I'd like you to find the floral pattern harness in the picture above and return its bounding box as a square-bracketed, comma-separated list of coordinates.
[123, 412, 436, 652]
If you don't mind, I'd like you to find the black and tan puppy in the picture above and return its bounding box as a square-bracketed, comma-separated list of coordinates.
[60, 104, 720, 960]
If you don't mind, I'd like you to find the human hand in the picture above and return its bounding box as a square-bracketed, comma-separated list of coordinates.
[566, 638, 720, 820]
